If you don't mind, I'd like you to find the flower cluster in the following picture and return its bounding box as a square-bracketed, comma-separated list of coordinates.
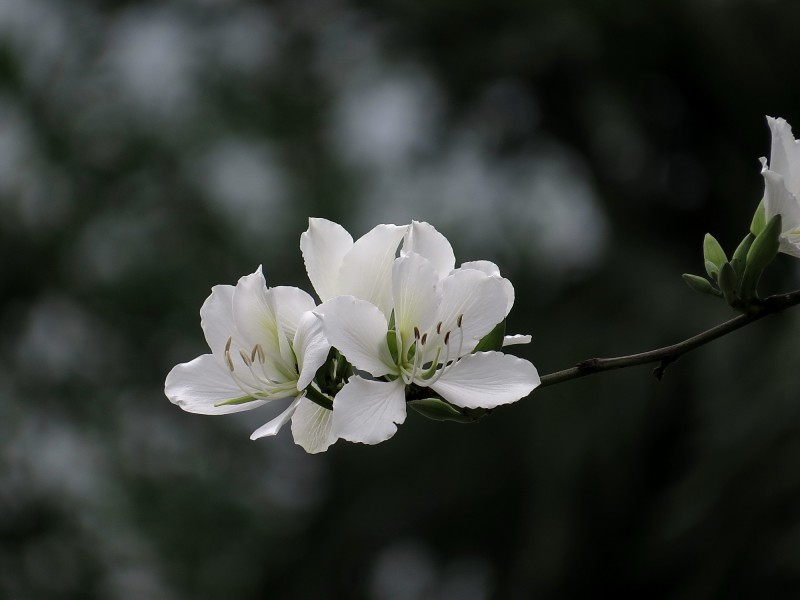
[165, 220, 540, 453]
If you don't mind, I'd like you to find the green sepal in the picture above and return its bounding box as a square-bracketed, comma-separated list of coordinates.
[750, 200, 766, 236]
[386, 330, 399, 363]
[704, 260, 720, 282]
[408, 398, 487, 423]
[741, 213, 782, 301]
[717, 262, 738, 305]
[731, 233, 755, 277]
[703, 233, 728, 270]
[473, 320, 505, 353]
[682, 273, 722, 297]
[214, 395, 261, 407]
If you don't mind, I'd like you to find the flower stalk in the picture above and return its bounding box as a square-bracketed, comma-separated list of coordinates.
[538, 288, 800, 388]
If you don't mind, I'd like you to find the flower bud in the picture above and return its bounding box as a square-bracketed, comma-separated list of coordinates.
[682, 273, 722, 297]
[750, 200, 766, 237]
[741, 213, 782, 300]
[731, 233, 755, 277]
[703, 233, 728, 270]
[717, 262, 738, 306]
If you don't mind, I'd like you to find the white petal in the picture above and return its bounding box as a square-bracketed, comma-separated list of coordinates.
[271, 286, 317, 339]
[316, 296, 396, 376]
[402, 221, 455, 278]
[337, 223, 407, 316]
[503, 334, 532, 346]
[392, 253, 441, 356]
[762, 168, 800, 235]
[165, 354, 268, 414]
[232, 267, 295, 379]
[294, 312, 331, 390]
[200, 284, 236, 358]
[460, 260, 515, 315]
[430, 351, 540, 409]
[290, 397, 337, 453]
[779, 233, 800, 259]
[437, 269, 508, 351]
[250, 396, 302, 440]
[767, 116, 800, 196]
[300, 218, 353, 302]
[331, 377, 406, 444]
[232, 267, 278, 348]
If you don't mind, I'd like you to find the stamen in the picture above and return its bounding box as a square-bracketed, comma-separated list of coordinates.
[255, 344, 265, 364]
[454, 326, 464, 363]
[420, 333, 427, 345]
[418, 346, 442, 380]
[250, 347, 258, 363]
[436, 321, 442, 334]
[444, 331, 451, 345]
[422, 339, 452, 387]
[457, 314, 463, 327]
[414, 326, 420, 339]
[224, 337, 234, 372]
[408, 340, 423, 383]
[239, 350, 252, 367]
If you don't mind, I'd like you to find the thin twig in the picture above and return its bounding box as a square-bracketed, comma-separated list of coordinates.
[537, 289, 800, 389]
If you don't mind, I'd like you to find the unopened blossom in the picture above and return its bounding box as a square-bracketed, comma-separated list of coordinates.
[316, 224, 540, 445]
[761, 116, 800, 257]
[165, 267, 336, 453]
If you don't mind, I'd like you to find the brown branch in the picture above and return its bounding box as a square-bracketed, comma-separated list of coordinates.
[537, 289, 800, 389]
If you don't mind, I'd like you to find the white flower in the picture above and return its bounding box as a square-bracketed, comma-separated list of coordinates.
[316, 247, 540, 445]
[164, 266, 336, 453]
[301, 217, 408, 317]
[401, 220, 531, 347]
[761, 116, 800, 257]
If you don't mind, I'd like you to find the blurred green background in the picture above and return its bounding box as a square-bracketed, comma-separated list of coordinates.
[2, 0, 800, 598]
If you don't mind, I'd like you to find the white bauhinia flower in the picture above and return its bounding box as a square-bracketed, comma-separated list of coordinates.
[164, 266, 336, 453]
[761, 116, 800, 258]
[316, 251, 540, 445]
[300, 218, 408, 317]
[401, 220, 531, 346]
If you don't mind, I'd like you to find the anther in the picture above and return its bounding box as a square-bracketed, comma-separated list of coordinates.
[414, 326, 420, 339]
[239, 350, 252, 367]
[444, 331, 451, 345]
[457, 314, 463, 327]
[436, 322, 442, 334]
[255, 344, 265, 364]
[420, 333, 427, 345]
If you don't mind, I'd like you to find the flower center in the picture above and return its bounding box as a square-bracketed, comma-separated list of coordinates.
[399, 314, 464, 387]
[223, 336, 296, 399]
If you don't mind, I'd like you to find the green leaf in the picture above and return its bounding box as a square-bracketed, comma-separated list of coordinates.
[682, 273, 722, 297]
[408, 398, 487, 423]
[741, 213, 782, 301]
[703, 233, 728, 269]
[750, 200, 767, 236]
[473, 320, 505, 353]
